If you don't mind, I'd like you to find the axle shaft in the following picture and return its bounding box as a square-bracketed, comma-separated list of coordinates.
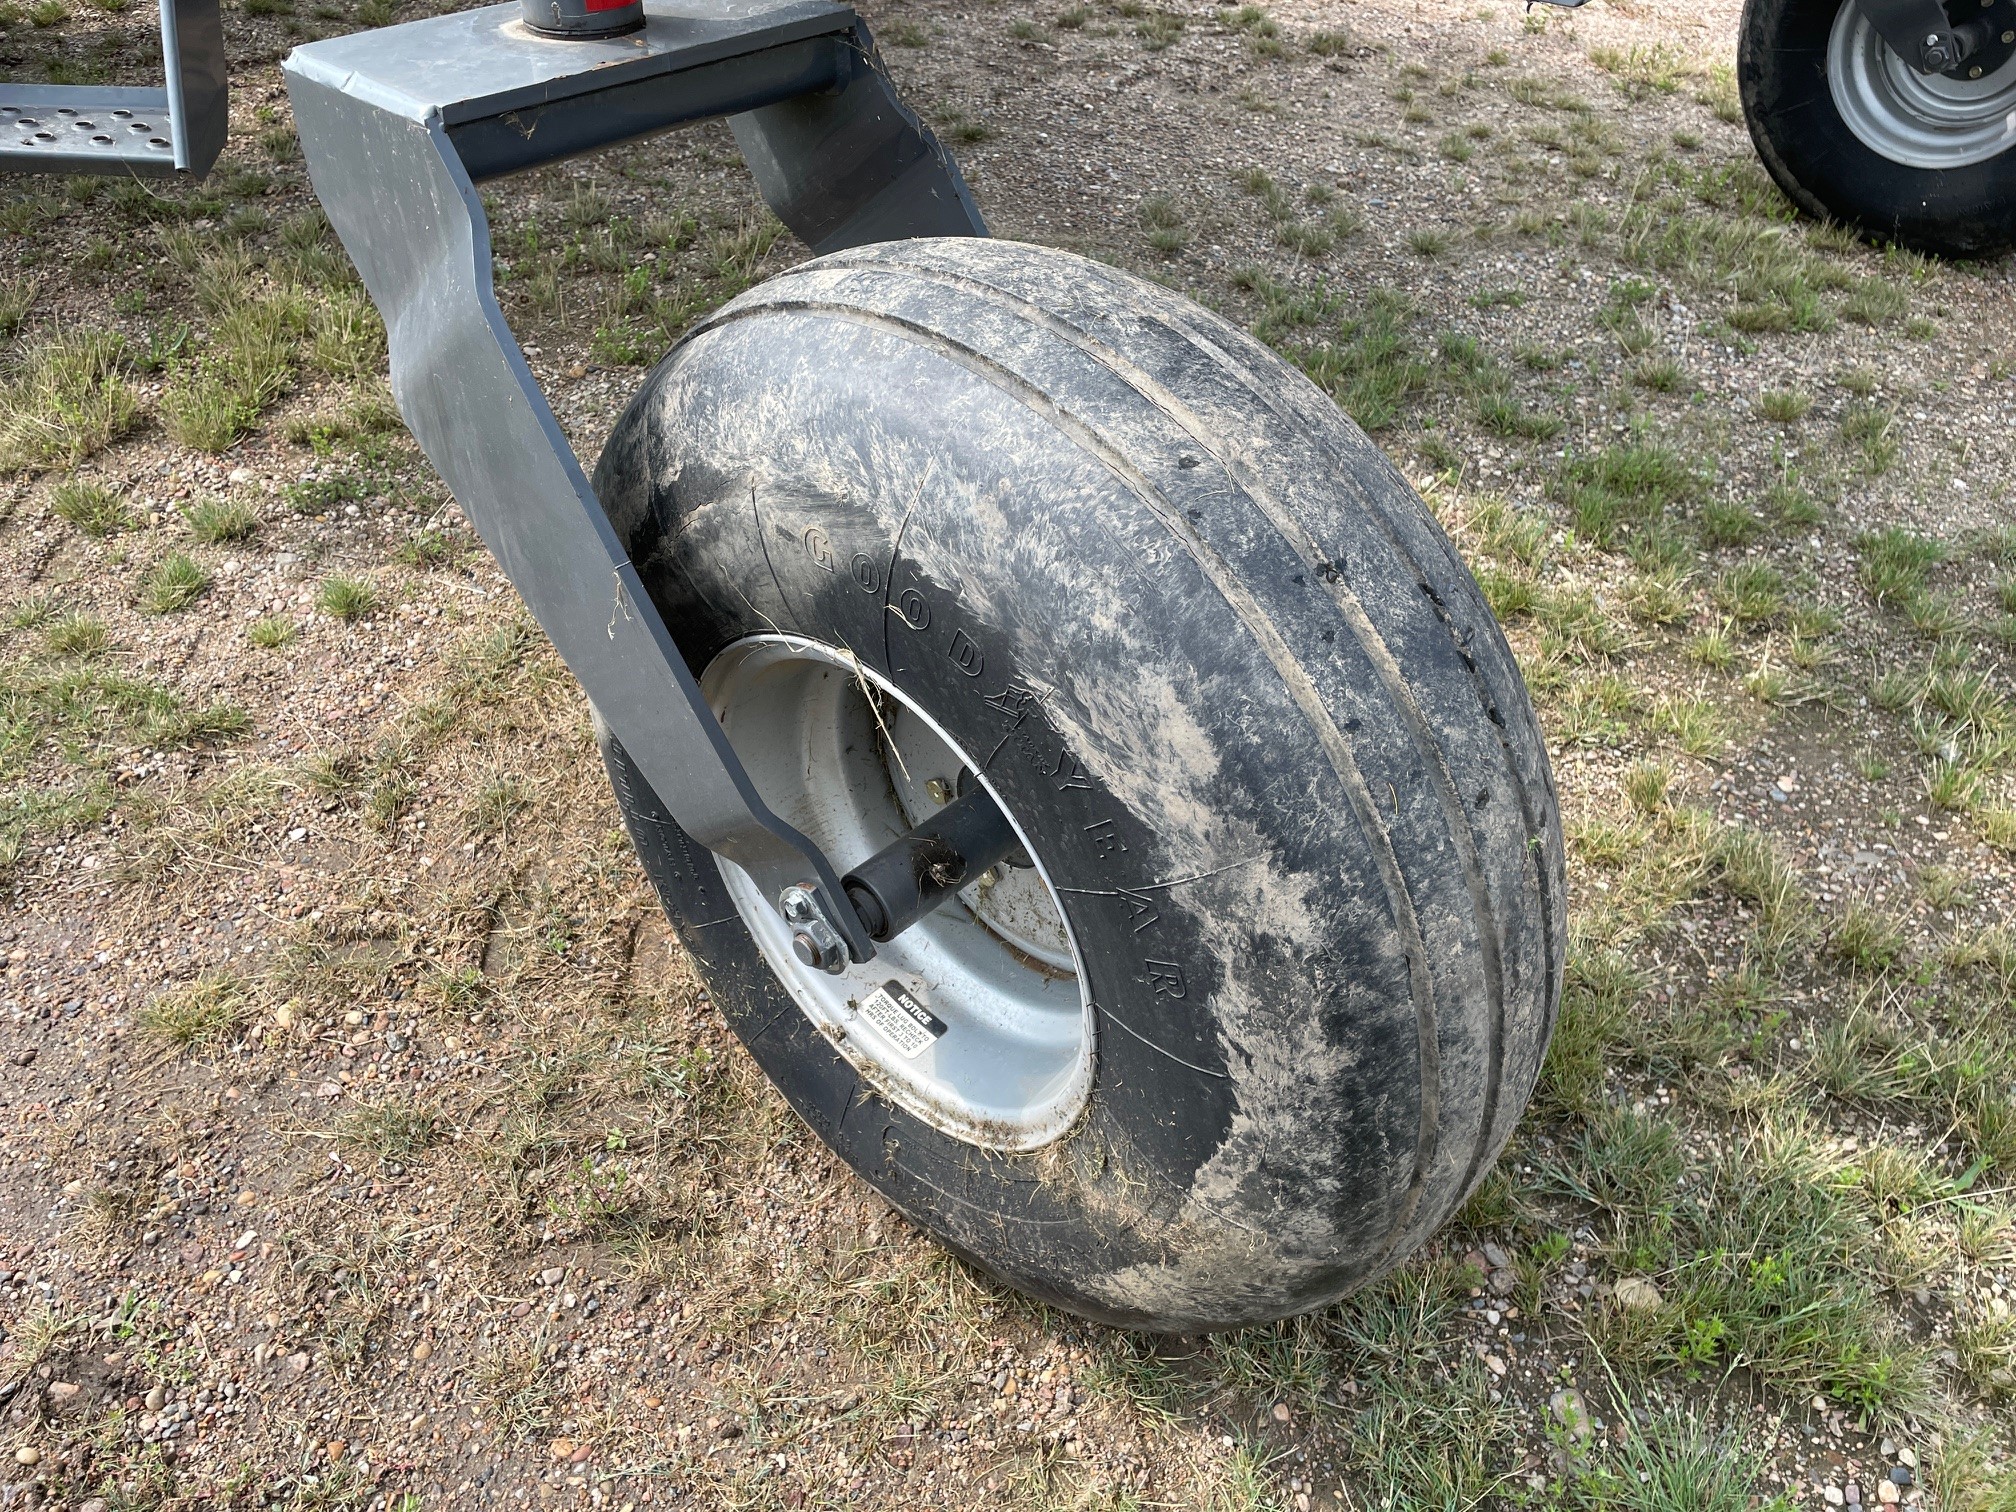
[842, 785, 1029, 944]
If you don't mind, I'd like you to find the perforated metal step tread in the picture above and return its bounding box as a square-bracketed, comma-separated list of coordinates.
[0, 88, 179, 172]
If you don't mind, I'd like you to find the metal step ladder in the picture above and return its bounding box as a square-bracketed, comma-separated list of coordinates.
[0, 0, 226, 178]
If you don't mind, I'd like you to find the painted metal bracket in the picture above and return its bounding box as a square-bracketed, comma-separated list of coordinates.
[282, 0, 986, 963]
[1, 0, 227, 177]
[1854, 0, 1984, 73]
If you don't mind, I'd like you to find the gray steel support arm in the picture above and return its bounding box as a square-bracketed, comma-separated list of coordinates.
[283, 0, 986, 963]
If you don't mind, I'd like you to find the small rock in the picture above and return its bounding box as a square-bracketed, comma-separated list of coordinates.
[1824, 1488, 1844, 1508]
[411, 1340, 432, 1362]
[79, 1500, 108, 1512]
[1877, 1482, 1900, 1506]
[12, 1048, 35, 1068]
[1896, 1449, 1917, 1470]
[1846, 1483, 1862, 1506]
[285, 1352, 310, 1377]
[326, 1439, 345, 1462]
[1480, 1242, 1511, 1269]
[1488, 1268, 1518, 1297]
[566, 363, 588, 380]
[45, 1383, 80, 1406]
[145, 1385, 167, 1412]
[14, 1446, 39, 1465]
[1612, 1276, 1662, 1312]
[549, 1438, 576, 1461]
[1270, 1402, 1290, 1423]
[540, 1267, 566, 1287]
[1889, 1466, 1913, 1487]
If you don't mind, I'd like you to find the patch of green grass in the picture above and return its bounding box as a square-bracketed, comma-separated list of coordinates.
[283, 473, 366, 515]
[1624, 567, 1693, 625]
[42, 613, 108, 659]
[49, 477, 133, 536]
[140, 972, 248, 1049]
[1632, 356, 1684, 393]
[1710, 563, 1786, 625]
[318, 574, 378, 620]
[248, 616, 297, 649]
[1757, 388, 1809, 423]
[139, 552, 209, 614]
[1763, 478, 1822, 527]
[1983, 808, 2016, 853]
[1839, 404, 1899, 475]
[1697, 500, 1763, 548]
[1137, 9, 1184, 47]
[1855, 527, 1945, 605]
[1831, 901, 1905, 971]
[340, 1098, 440, 1161]
[161, 295, 306, 452]
[1554, 1105, 1928, 1413]
[1477, 394, 1563, 441]
[308, 289, 386, 382]
[1556, 441, 1702, 550]
[182, 497, 260, 543]
[1244, 277, 1430, 432]
[1140, 193, 1187, 257]
[1624, 761, 1672, 814]
[1926, 760, 1981, 812]
[395, 529, 453, 569]
[1842, 276, 1910, 326]
[0, 276, 36, 340]
[1407, 226, 1454, 257]
[0, 330, 140, 471]
[1649, 692, 1732, 758]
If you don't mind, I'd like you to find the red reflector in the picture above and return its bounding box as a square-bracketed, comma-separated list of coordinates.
[583, 0, 633, 12]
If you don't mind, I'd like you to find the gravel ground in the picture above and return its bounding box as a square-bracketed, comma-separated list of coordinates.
[2, 0, 2014, 1507]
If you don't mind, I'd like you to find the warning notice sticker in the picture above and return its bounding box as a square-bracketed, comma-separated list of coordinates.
[857, 980, 947, 1060]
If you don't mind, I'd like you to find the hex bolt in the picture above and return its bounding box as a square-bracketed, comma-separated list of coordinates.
[2003, 29, 2014, 41]
[779, 885, 848, 974]
[1971, 63, 1985, 74]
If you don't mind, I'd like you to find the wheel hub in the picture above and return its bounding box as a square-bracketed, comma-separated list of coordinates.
[1829, 0, 2016, 168]
[701, 635, 1092, 1152]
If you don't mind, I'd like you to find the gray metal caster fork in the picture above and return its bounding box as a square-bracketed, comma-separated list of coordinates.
[283, 0, 988, 968]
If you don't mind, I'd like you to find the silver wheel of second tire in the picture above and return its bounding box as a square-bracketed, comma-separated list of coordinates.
[1827, 2, 2016, 168]
[700, 634, 1092, 1153]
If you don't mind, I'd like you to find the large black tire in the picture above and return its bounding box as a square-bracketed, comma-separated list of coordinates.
[1738, 0, 2016, 258]
[592, 238, 1565, 1331]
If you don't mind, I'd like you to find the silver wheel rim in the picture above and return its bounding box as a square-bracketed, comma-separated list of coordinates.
[1827, 2, 2016, 169]
[700, 634, 1093, 1152]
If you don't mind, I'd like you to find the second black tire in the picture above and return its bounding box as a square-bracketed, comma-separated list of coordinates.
[592, 238, 1565, 1331]
[1739, 0, 2016, 257]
